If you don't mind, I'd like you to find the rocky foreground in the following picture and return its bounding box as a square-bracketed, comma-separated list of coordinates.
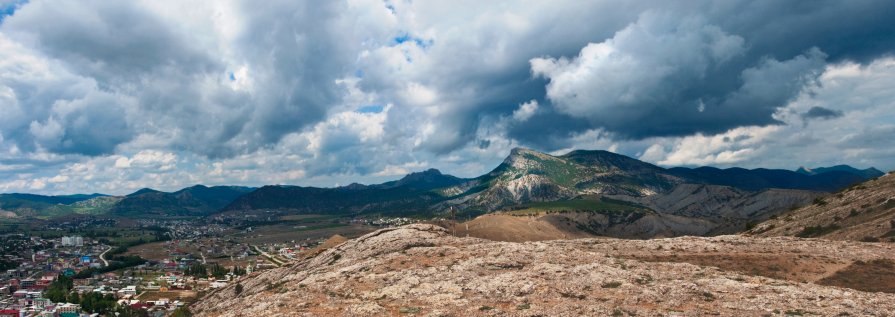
[193, 224, 895, 316]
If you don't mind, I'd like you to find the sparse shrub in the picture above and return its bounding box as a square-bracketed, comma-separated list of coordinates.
[885, 199, 895, 210]
[796, 224, 841, 238]
[235, 283, 243, 296]
[860, 236, 880, 242]
[813, 197, 827, 206]
[601, 281, 622, 288]
[870, 258, 895, 269]
[516, 303, 530, 310]
[701, 291, 715, 302]
[478, 306, 494, 311]
[328, 253, 342, 265]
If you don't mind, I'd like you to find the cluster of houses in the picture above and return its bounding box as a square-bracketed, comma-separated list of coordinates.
[368, 217, 418, 227]
[0, 235, 216, 316]
[1, 286, 83, 317]
[1, 237, 111, 316]
[0, 263, 249, 316]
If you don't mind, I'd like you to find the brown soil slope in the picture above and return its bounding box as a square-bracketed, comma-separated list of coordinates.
[193, 224, 895, 317]
[750, 172, 895, 241]
[448, 210, 716, 242]
[448, 213, 595, 242]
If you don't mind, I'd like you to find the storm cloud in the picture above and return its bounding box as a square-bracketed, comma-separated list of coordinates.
[1, 0, 894, 194]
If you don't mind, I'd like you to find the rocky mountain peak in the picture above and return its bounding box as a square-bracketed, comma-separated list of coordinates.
[503, 147, 560, 169]
[377, 168, 465, 190]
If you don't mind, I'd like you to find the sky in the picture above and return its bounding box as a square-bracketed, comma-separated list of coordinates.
[1, 0, 894, 195]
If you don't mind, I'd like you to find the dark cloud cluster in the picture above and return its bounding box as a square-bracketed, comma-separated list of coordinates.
[0, 0, 894, 193]
[516, 2, 895, 146]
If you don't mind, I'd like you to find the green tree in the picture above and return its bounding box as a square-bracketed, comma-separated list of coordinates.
[45, 275, 73, 303]
[210, 263, 228, 279]
[185, 263, 207, 277]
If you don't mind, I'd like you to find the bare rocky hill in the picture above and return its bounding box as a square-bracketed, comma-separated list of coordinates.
[192, 224, 895, 316]
[750, 172, 895, 241]
[449, 210, 715, 241]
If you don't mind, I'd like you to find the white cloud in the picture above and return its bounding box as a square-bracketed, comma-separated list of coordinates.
[47, 175, 68, 183]
[1, 0, 894, 194]
[638, 57, 895, 170]
[109, 150, 177, 172]
[531, 12, 745, 125]
[512, 100, 538, 122]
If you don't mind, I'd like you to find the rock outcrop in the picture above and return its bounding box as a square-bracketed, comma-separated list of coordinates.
[193, 224, 895, 316]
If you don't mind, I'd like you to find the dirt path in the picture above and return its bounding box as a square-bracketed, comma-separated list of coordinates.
[99, 245, 112, 266]
[252, 245, 284, 267]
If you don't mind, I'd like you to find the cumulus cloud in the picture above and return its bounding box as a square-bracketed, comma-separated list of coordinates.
[530, 12, 830, 138]
[638, 58, 895, 169]
[114, 150, 177, 171]
[1, 0, 894, 194]
[512, 100, 539, 122]
[0, 33, 135, 156]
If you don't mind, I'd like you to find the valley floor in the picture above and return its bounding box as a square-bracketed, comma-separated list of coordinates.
[192, 225, 895, 317]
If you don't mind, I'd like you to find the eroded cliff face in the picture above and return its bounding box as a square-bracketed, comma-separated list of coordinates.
[193, 224, 895, 317]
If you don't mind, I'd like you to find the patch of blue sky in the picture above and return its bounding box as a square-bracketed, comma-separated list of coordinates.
[229, 72, 236, 81]
[393, 33, 434, 49]
[356, 104, 384, 114]
[0, 1, 25, 24]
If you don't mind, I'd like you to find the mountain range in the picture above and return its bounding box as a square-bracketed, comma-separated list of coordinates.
[796, 165, 884, 179]
[111, 185, 256, 216]
[0, 148, 883, 235]
[226, 148, 866, 214]
[0, 186, 254, 218]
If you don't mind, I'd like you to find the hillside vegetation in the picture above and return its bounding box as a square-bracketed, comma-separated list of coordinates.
[750, 172, 895, 241]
